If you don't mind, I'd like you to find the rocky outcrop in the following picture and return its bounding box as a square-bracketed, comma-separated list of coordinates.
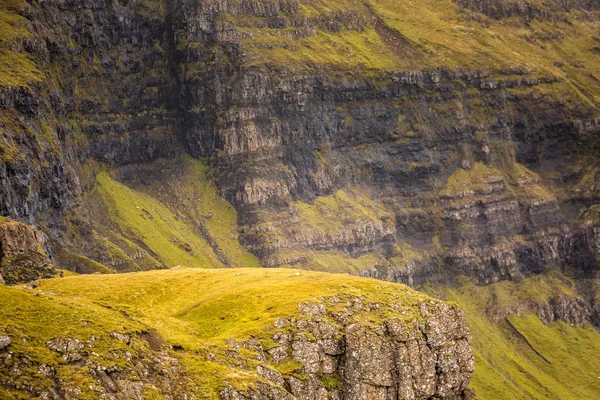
[0, 218, 56, 284]
[454, 0, 600, 20]
[0, 332, 190, 399]
[487, 293, 594, 327]
[0, 336, 10, 351]
[223, 299, 473, 400]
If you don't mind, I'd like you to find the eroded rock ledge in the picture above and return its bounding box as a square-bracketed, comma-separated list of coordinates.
[222, 298, 473, 400]
[0, 218, 56, 284]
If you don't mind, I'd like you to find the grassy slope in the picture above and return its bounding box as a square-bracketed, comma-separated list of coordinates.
[69, 157, 260, 272]
[1, 268, 434, 398]
[139, 157, 260, 269]
[0, 283, 144, 399]
[436, 274, 600, 399]
[0, 0, 42, 87]
[5, 268, 600, 399]
[95, 170, 222, 268]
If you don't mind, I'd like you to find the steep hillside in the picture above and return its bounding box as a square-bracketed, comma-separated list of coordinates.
[0, 268, 473, 399]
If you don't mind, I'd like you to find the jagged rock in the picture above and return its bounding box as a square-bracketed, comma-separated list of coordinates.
[267, 346, 289, 363]
[46, 338, 84, 354]
[230, 298, 473, 400]
[256, 365, 286, 387]
[0, 336, 10, 351]
[24, 279, 41, 290]
[454, 0, 599, 20]
[110, 332, 132, 345]
[0, 0, 595, 294]
[0, 219, 56, 284]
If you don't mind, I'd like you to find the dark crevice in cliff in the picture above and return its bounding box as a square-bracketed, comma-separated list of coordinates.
[163, 0, 183, 115]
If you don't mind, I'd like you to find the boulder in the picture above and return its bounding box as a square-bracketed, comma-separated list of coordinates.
[0, 336, 11, 351]
[0, 218, 56, 284]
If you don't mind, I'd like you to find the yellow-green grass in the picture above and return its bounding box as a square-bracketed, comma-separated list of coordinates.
[94, 171, 224, 268]
[0, 49, 42, 88]
[148, 157, 260, 269]
[0, 283, 144, 398]
[504, 163, 556, 202]
[0, 1, 29, 43]
[60, 157, 259, 273]
[0, 1, 42, 87]
[441, 273, 600, 400]
[229, 0, 600, 105]
[292, 189, 394, 238]
[0, 268, 435, 397]
[241, 28, 402, 71]
[92, 157, 259, 270]
[441, 162, 501, 197]
[269, 249, 383, 273]
[441, 162, 557, 202]
[39, 268, 432, 347]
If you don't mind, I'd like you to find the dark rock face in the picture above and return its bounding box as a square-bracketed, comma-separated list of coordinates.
[0, 218, 56, 284]
[0, 0, 598, 317]
[487, 293, 594, 326]
[454, 0, 600, 20]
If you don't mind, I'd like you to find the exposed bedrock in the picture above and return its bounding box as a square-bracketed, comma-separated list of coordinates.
[0, 217, 56, 284]
[222, 299, 474, 400]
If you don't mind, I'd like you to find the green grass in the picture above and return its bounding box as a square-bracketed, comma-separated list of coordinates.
[441, 162, 501, 197]
[40, 268, 432, 346]
[440, 274, 600, 400]
[0, 49, 42, 88]
[155, 157, 260, 268]
[440, 161, 557, 202]
[0, 268, 438, 398]
[0, 1, 42, 87]
[91, 157, 260, 270]
[210, 0, 600, 107]
[242, 28, 402, 71]
[267, 248, 383, 273]
[293, 189, 394, 238]
[0, 283, 144, 398]
[94, 171, 222, 268]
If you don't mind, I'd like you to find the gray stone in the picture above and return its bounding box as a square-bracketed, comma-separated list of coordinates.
[110, 332, 131, 345]
[46, 337, 84, 353]
[0, 335, 11, 350]
[267, 345, 289, 363]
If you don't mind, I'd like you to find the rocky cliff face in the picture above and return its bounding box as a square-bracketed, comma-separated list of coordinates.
[455, 0, 600, 20]
[167, 0, 600, 297]
[0, 0, 599, 317]
[223, 300, 473, 400]
[0, 217, 56, 284]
